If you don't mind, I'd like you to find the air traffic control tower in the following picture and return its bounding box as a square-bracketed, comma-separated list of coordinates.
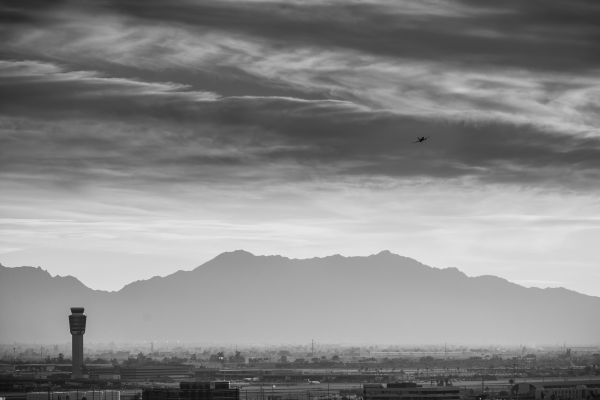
[69, 307, 86, 379]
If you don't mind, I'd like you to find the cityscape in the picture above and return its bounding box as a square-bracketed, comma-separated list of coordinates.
[1, 282, 600, 400]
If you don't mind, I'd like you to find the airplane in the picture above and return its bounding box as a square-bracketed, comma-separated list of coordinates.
[307, 379, 321, 385]
[413, 136, 428, 143]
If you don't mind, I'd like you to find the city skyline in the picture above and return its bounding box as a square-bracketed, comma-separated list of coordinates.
[1, 0, 600, 296]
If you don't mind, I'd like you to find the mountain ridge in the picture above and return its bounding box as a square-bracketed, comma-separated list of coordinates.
[1, 251, 599, 345]
[4, 251, 563, 295]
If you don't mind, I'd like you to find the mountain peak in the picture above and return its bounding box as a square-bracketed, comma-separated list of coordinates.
[217, 249, 256, 259]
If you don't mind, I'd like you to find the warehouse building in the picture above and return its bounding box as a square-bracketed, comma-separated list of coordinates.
[143, 382, 239, 400]
[364, 382, 462, 400]
[511, 379, 600, 400]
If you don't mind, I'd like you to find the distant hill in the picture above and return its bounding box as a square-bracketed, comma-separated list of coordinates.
[1, 250, 599, 345]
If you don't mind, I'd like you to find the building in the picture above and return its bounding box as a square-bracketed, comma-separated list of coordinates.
[86, 364, 120, 381]
[143, 382, 239, 400]
[68, 307, 87, 379]
[26, 391, 121, 400]
[180, 381, 238, 400]
[119, 365, 193, 382]
[364, 383, 462, 400]
[511, 379, 600, 400]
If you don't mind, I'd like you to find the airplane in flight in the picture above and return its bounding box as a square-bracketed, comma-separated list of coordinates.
[413, 136, 428, 143]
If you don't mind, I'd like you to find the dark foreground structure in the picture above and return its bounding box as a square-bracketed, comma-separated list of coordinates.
[511, 380, 600, 400]
[364, 383, 461, 400]
[143, 382, 239, 400]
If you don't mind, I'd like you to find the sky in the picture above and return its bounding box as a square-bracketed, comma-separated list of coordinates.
[1, 0, 599, 294]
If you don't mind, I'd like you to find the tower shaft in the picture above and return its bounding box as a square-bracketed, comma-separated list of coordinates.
[72, 333, 83, 377]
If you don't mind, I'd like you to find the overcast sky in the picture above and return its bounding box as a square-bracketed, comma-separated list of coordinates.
[1, 0, 599, 294]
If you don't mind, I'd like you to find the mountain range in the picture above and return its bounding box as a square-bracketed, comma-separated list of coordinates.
[1, 250, 599, 345]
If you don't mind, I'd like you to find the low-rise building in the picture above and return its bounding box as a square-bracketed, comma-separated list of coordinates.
[512, 379, 600, 400]
[142, 382, 238, 400]
[364, 383, 462, 400]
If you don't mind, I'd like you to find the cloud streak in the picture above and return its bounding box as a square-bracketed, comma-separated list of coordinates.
[1, 58, 599, 190]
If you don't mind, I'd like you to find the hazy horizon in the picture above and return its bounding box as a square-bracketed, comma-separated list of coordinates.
[0, 340, 587, 348]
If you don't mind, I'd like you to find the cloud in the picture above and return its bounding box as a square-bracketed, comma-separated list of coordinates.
[3, 1, 599, 134]
[98, 0, 600, 72]
[1, 56, 600, 192]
